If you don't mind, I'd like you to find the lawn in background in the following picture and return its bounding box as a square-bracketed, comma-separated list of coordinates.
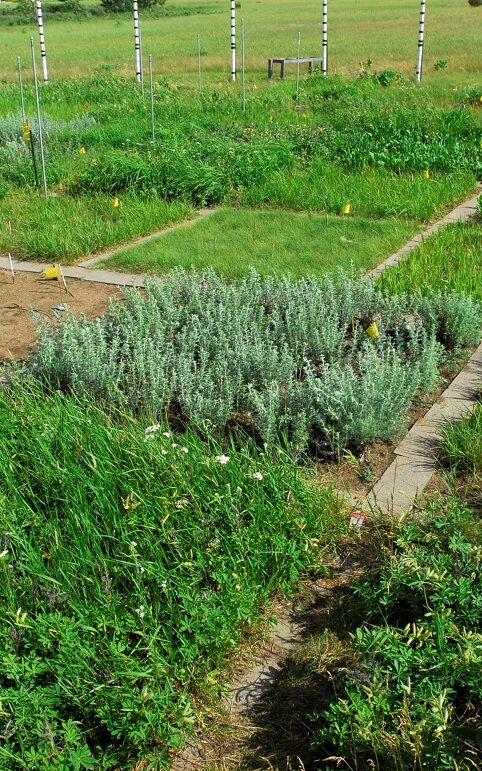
[0, 0, 480, 88]
[100, 207, 417, 278]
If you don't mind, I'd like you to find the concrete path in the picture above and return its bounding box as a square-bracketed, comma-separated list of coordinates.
[1, 186, 480, 288]
[363, 342, 482, 516]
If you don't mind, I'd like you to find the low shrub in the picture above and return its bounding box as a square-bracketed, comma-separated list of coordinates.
[0, 383, 343, 768]
[27, 270, 482, 457]
[311, 499, 482, 770]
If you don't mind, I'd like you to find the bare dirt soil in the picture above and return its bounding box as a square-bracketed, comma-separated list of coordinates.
[0, 269, 120, 361]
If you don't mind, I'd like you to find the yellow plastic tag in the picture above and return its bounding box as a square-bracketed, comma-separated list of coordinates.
[22, 121, 31, 142]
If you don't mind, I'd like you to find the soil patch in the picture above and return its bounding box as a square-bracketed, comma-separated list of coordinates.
[0, 270, 120, 361]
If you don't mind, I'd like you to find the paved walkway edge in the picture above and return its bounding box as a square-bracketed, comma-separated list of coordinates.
[1, 187, 480, 287]
[363, 342, 482, 516]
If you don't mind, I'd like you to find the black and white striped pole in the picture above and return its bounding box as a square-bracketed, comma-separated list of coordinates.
[30, 37, 47, 198]
[35, 1, 48, 83]
[133, 1, 142, 84]
[322, 0, 328, 76]
[415, 0, 426, 84]
[230, 0, 236, 82]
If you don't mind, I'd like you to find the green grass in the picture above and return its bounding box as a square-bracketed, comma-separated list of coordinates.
[0, 381, 344, 768]
[100, 207, 417, 278]
[378, 220, 482, 300]
[0, 191, 192, 262]
[0, 0, 481, 89]
[240, 164, 477, 221]
[441, 402, 482, 477]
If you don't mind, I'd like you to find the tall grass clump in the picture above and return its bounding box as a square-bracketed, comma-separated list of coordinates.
[27, 269, 482, 457]
[0, 382, 343, 769]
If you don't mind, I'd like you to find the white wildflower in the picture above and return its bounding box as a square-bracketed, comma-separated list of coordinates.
[130, 541, 138, 547]
[180, 447, 188, 453]
[163, 431, 171, 437]
[144, 424, 161, 434]
[161, 448, 168, 455]
[215, 455, 230, 465]
[252, 472, 263, 481]
[0, 549, 8, 559]
[172, 443, 178, 449]
[136, 605, 145, 619]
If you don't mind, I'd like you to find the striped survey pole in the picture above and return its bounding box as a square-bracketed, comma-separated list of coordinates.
[230, 0, 236, 82]
[322, 0, 328, 76]
[35, 0, 48, 83]
[415, 0, 426, 83]
[133, 0, 142, 83]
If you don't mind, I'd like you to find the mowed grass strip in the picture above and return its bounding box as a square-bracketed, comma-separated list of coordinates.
[378, 221, 482, 300]
[240, 164, 477, 222]
[0, 192, 193, 263]
[99, 207, 417, 278]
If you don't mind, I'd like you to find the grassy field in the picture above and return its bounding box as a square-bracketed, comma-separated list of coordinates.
[100, 207, 417, 277]
[1, 0, 481, 89]
[379, 220, 482, 300]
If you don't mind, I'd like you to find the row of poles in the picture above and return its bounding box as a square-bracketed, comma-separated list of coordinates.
[18, 0, 429, 199]
[32, 0, 429, 88]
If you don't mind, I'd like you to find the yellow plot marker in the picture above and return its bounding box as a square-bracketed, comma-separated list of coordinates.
[22, 120, 31, 142]
[41, 264, 60, 280]
[423, 169, 430, 179]
[112, 197, 119, 208]
[365, 321, 379, 340]
[342, 203, 351, 215]
[79, 146, 86, 155]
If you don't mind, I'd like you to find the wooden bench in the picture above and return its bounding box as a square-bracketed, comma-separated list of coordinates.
[268, 57, 323, 79]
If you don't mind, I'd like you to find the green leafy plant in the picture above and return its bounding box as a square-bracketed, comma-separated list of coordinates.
[0, 382, 343, 768]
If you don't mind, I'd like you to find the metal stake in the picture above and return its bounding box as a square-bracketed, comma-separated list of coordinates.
[17, 56, 26, 120]
[197, 34, 202, 93]
[30, 37, 47, 197]
[149, 54, 155, 147]
[296, 32, 301, 102]
[241, 19, 246, 112]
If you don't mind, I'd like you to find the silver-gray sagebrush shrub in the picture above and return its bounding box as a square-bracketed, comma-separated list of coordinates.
[28, 269, 480, 457]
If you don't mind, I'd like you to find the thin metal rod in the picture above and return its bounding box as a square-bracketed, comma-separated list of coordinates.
[296, 32, 301, 102]
[322, 0, 328, 76]
[35, 0, 48, 83]
[133, 0, 142, 83]
[230, 0, 236, 82]
[8, 253, 15, 282]
[415, 0, 426, 84]
[241, 19, 246, 112]
[30, 37, 47, 197]
[149, 54, 155, 147]
[17, 56, 26, 120]
[197, 34, 202, 93]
